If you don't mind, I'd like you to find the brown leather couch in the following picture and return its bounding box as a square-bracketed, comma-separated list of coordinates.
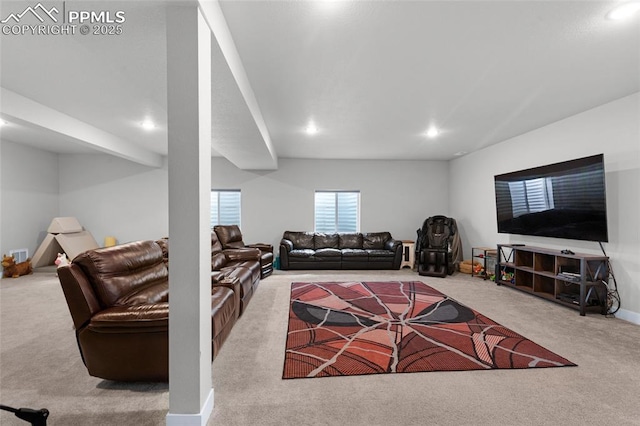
[209, 230, 261, 315]
[158, 230, 262, 316]
[214, 225, 274, 278]
[57, 240, 239, 382]
[279, 231, 402, 270]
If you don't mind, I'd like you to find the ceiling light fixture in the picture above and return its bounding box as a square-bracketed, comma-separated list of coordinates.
[0, 120, 7, 127]
[425, 127, 439, 138]
[141, 118, 155, 131]
[305, 123, 318, 135]
[318, 0, 343, 11]
[606, 2, 640, 20]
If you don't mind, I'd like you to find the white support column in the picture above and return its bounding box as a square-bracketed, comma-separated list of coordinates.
[165, 3, 213, 425]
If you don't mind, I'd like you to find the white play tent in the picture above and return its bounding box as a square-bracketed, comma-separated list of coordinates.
[31, 217, 99, 267]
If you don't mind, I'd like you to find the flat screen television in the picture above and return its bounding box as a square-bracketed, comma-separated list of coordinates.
[494, 154, 608, 242]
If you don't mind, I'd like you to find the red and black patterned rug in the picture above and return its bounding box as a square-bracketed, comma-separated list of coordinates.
[283, 281, 576, 379]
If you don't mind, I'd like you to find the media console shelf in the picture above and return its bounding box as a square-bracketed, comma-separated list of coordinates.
[496, 244, 608, 316]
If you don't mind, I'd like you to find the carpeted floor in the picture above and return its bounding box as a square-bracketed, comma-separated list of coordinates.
[283, 281, 575, 379]
[1, 268, 640, 425]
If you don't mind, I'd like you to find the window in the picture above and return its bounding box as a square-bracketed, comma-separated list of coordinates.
[210, 190, 241, 228]
[314, 191, 360, 233]
[508, 178, 554, 218]
[505, 164, 605, 220]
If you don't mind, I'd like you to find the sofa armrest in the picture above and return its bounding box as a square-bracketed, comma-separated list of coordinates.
[385, 239, 402, 252]
[213, 275, 239, 289]
[280, 239, 293, 252]
[223, 248, 261, 261]
[58, 264, 103, 330]
[387, 239, 403, 269]
[279, 240, 292, 270]
[247, 243, 273, 254]
[213, 276, 240, 319]
[88, 303, 169, 331]
[211, 270, 228, 283]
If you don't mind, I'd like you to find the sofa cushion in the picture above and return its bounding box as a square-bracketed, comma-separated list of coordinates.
[225, 260, 260, 283]
[74, 240, 168, 308]
[315, 248, 341, 257]
[314, 233, 339, 249]
[341, 248, 367, 258]
[88, 303, 169, 330]
[224, 248, 261, 262]
[289, 249, 316, 258]
[366, 249, 394, 258]
[117, 281, 169, 305]
[339, 233, 363, 249]
[214, 225, 245, 249]
[284, 231, 315, 250]
[363, 232, 390, 250]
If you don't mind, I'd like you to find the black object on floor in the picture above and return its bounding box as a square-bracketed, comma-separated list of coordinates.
[0, 404, 49, 426]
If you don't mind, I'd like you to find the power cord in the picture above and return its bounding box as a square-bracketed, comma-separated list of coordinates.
[598, 242, 621, 316]
[0, 405, 49, 425]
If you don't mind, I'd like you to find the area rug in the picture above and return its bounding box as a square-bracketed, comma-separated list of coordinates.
[283, 281, 576, 379]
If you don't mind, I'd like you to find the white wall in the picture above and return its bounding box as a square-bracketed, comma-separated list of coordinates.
[449, 93, 640, 322]
[0, 140, 59, 261]
[58, 154, 169, 245]
[212, 157, 449, 249]
[54, 155, 447, 253]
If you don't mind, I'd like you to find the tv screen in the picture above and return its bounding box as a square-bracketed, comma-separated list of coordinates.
[494, 154, 608, 242]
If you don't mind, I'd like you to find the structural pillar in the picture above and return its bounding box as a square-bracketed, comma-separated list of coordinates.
[165, 3, 213, 425]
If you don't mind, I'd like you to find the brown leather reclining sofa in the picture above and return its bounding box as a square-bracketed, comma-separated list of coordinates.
[58, 229, 271, 382]
[214, 225, 274, 279]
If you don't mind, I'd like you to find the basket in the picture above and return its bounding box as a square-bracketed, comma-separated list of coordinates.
[459, 260, 481, 274]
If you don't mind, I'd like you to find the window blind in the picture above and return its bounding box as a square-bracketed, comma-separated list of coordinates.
[210, 190, 241, 228]
[314, 191, 360, 233]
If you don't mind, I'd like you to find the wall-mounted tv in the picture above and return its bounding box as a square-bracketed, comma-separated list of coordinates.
[494, 154, 608, 242]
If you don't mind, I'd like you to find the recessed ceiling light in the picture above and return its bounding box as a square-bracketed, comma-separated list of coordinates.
[425, 127, 439, 138]
[318, 0, 344, 10]
[454, 151, 468, 156]
[141, 118, 155, 131]
[0, 120, 7, 127]
[606, 2, 640, 20]
[305, 123, 318, 135]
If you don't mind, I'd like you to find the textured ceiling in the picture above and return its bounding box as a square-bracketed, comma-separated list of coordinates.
[1, 1, 638, 167]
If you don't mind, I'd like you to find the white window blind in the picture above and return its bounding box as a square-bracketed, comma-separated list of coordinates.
[314, 191, 360, 233]
[508, 181, 528, 218]
[524, 178, 551, 213]
[210, 190, 241, 228]
[551, 165, 605, 210]
[508, 178, 555, 218]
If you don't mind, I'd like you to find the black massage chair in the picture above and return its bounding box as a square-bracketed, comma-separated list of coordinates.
[416, 215, 458, 277]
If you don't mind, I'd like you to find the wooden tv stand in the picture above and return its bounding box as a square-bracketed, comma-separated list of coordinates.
[496, 244, 608, 316]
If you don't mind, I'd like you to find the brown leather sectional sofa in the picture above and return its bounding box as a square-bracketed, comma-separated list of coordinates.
[57, 229, 272, 382]
[279, 231, 402, 270]
[209, 229, 259, 314]
[214, 225, 274, 279]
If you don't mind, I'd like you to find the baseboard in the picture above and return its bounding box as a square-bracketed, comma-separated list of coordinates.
[166, 388, 214, 426]
[614, 308, 640, 326]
